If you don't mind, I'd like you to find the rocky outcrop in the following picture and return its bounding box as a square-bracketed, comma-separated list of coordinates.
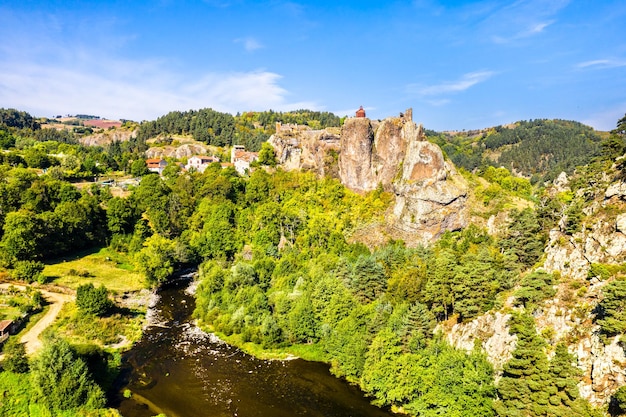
[338, 117, 377, 191]
[544, 181, 626, 281]
[605, 181, 626, 199]
[268, 125, 340, 177]
[446, 312, 516, 372]
[269, 111, 468, 244]
[447, 293, 626, 406]
[145, 143, 211, 159]
[391, 139, 468, 243]
[79, 129, 137, 146]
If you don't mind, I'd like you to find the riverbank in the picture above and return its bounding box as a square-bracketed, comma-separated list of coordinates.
[117, 272, 399, 417]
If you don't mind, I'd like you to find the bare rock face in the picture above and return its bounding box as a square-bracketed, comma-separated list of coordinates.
[446, 312, 516, 372]
[145, 143, 210, 159]
[544, 187, 626, 280]
[338, 118, 376, 191]
[605, 181, 626, 199]
[392, 139, 468, 243]
[80, 129, 137, 146]
[338, 112, 468, 243]
[270, 110, 468, 244]
[269, 126, 340, 177]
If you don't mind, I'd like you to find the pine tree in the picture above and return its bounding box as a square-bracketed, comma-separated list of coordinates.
[495, 313, 551, 416]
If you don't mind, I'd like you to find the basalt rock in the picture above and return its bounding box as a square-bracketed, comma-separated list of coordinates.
[340, 111, 468, 244]
[269, 111, 468, 244]
[268, 124, 340, 177]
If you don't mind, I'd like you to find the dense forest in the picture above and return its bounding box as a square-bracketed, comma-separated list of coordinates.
[1, 107, 626, 416]
[429, 119, 605, 182]
[136, 108, 342, 151]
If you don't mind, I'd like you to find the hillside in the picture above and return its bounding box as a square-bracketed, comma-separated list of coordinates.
[428, 119, 607, 182]
[1, 107, 626, 416]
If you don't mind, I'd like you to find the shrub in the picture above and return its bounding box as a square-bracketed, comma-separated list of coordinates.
[76, 284, 113, 316]
[12, 260, 45, 282]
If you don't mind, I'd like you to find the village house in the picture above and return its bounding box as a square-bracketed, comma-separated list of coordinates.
[146, 158, 168, 175]
[186, 155, 220, 173]
[231, 145, 259, 175]
[0, 320, 13, 343]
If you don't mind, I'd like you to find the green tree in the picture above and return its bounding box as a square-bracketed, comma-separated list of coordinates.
[257, 142, 277, 167]
[11, 260, 45, 282]
[76, 283, 113, 316]
[546, 343, 594, 415]
[135, 234, 178, 286]
[30, 337, 105, 412]
[1, 339, 29, 373]
[596, 278, 626, 338]
[423, 248, 456, 320]
[0, 210, 43, 266]
[288, 294, 318, 343]
[188, 200, 239, 260]
[106, 196, 137, 235]
[499, 208, 546, 269]
[495, 313, 551, 416]
[611, 385, 626, 416]
[515, 270, 556, 310]
[350, 255, 386, 303]
[130, 158, 149, 177]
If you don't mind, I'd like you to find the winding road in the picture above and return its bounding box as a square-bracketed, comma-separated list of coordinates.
[0, 283, 73, 356]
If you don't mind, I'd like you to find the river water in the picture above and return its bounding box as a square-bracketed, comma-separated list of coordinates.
[115, 277, 398, 417]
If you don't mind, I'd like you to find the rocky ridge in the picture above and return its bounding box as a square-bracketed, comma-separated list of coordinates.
[445, 172, 626, 408]
[269, 110, 469, 245]
[79, 128, 137, 146]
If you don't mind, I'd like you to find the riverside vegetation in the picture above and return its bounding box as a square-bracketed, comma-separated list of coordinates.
[0, 107, 625, 416]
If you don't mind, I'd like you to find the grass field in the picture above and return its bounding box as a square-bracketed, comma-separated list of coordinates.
[43, 247, 145, 294]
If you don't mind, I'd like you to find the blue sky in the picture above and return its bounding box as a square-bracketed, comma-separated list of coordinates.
[1, 0, 625, 131]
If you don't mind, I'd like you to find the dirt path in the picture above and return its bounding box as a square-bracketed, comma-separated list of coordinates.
[0, 283, 73, 356]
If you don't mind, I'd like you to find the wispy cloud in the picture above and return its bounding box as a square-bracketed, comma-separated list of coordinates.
[477, 0, 570, 45]
[412, 71, 496, 97]
[576, 59, 626, 69]
[0, 52, 314, 120]
[492, 20, 554, 44]
[0, 8, 313, 119]
[234, 37, 264, 52]
[425, 99, 451, 107]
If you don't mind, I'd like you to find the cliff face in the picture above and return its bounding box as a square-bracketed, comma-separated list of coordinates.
[544, 175, 626, 280]
[445, 173, 626, 408]
[270, 111, 468, 244]
[79, 128, 137, 146]
[268, 125, 341, 177]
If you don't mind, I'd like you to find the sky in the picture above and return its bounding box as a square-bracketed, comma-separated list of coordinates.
[1, 0, 625, 131]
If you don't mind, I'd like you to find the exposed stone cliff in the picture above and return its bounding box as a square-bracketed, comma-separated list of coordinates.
[268, 124, 341, 177]
[445, 172, 626, 408]
[269, 110, 468, 244]
[79, 128, 137, 146]
[145, 143, 212, 159]
[544, 175, 626, 281]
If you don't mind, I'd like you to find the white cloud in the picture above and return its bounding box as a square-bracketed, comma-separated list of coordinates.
[492, 20, 554, 44]
[0, 7, 313, 120]
[576, 59, 626, 69]
[427, 99, 451, 106]
[234, 37, 264, 52]
[478, 0, 569, 44]
[413, 71, 496, 96]
[0, 56, 316, 120]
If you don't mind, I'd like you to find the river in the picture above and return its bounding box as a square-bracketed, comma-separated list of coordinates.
[115, 276, 399, 417]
